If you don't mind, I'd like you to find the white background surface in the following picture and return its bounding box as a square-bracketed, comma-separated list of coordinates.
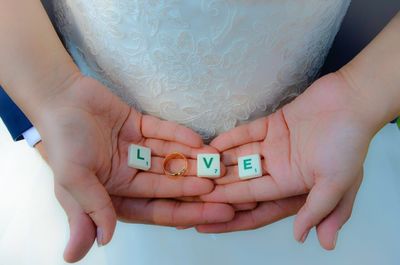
[0, 122, 400, 265]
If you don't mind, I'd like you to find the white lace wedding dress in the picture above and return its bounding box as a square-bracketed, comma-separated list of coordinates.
[50, 0, 351, 140]
[2, 1, 400, 264]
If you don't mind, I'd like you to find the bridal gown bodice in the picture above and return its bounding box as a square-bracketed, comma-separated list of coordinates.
[48, 0, 350, 140]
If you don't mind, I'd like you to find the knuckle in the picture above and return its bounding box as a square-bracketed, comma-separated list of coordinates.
[87, 198, 114, 217]
[324, 178, 347, 195]
[169, 200, 180, 225]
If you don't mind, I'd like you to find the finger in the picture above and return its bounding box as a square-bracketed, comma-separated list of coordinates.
[210, 117, 267, 152]
[202, 176, 304, 203]
[220, 142, 263, 166]
[293, 178, 349, 244]
[54, 183, 96, 263]
[232, 202, 258, 211]
[144, 139, 217, 159]
[196, 195, 306, 233]
[149, 156, 226, 177]
[215, 163, 268, 185]
[142, 115, 203, 148]
[175, 199, 257, 208]
[110, 172, 214, 198]
[316, 175, 362, 250]
[112, 198, 235, 226]
[57, 167, 116, 246]
[176, 196, 203, 202]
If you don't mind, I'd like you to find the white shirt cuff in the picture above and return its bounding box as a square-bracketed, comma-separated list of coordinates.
[22, 127, 42, 147]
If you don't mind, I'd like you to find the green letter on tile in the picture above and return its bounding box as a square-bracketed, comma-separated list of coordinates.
[243, 159, 252, 170]
[203, 157, 214, 169]
[137, 149, 145, 160]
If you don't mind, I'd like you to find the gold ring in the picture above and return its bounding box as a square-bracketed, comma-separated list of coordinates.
[163, 152, 188, 177]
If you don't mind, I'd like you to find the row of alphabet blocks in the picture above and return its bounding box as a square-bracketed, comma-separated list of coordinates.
[128, 144, 262, 179]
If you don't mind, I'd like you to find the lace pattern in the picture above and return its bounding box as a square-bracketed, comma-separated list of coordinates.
[49, 0, 351, 140]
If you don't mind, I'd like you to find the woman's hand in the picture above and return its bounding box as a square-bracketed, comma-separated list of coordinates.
[34, 75, 234, 262]
[199, 72, 375, 250]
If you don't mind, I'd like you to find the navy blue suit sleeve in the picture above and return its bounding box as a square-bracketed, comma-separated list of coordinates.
[0, 85, 33, 141]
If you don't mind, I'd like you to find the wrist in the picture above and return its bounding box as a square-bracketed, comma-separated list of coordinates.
[336, 13, 400, 133]
[27, 66, 83, 127]
[338, 61, 400, 134]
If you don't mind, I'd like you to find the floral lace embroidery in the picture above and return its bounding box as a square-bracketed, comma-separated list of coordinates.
[50, 0, 351, 140]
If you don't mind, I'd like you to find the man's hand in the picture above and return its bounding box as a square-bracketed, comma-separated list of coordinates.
[199, 73, 374, 250]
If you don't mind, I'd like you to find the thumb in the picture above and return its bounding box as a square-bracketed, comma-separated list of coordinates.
[57, 166, 116, 247]
[293, 178, 348, 243]
[54, 183, 96, 263]
[316, 175, 362, 250]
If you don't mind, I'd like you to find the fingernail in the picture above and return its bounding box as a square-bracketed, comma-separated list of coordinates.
[299, 229, 310, 244]
[97, 227, 103, 247]
[333, 231, 339, 249]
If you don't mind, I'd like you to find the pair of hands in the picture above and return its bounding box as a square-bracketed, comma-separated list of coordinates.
[35, 72, 373, 263]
